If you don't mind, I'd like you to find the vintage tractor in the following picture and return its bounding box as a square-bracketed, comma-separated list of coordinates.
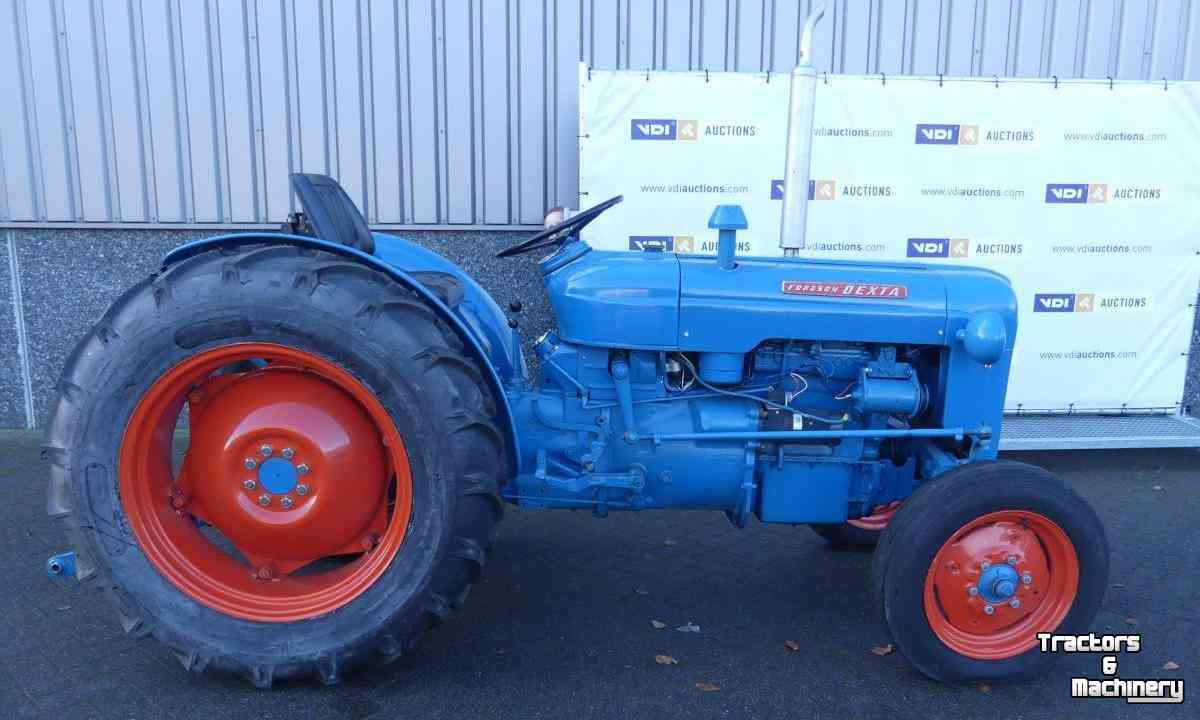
[44, 5, 1106, 689]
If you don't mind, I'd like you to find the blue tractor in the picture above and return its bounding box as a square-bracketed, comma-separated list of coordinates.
[45, 6, 1106, 688]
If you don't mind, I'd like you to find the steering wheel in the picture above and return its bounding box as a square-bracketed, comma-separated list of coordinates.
[496, 195, 623, 258]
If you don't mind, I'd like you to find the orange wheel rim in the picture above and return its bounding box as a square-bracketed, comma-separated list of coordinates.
[847, 501, 900, 531]
[119, 343, 413, 623]
[923, 510, 1079, 660]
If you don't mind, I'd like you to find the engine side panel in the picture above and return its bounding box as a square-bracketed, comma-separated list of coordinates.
[677, 256, 949, 350]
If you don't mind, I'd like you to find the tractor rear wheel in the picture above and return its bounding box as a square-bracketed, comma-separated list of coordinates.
[870, 461, 1108, 683]
[44, 244, 505, 687]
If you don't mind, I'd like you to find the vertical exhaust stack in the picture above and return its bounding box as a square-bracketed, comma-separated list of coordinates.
[778, 3, 827, 257]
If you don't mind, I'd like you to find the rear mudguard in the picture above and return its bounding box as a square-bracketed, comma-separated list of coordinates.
[163, 232, 523, 474]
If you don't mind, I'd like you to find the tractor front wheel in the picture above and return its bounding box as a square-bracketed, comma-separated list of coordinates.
[870, 460, 1108, 683]
[809, 501, 900, 547]
[44, 244, 505, 686]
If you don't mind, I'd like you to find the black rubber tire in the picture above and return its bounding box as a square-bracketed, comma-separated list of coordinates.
[43, 243, 505, 687]
[870, 460, 1108, 684]
[809, 522, 883, 547]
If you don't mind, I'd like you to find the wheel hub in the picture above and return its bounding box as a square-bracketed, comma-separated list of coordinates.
[257, 457, 299, 494]
[977, 563, 1020, 603]
[181, 367, 390, 570]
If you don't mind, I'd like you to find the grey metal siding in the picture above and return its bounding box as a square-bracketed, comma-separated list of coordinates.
[2, 0, 1200, 229]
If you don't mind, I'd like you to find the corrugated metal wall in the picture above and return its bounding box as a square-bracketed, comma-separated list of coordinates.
[2, 0, 1199, 229]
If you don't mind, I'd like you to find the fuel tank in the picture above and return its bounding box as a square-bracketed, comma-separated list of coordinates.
[542, 241, 1016, 352]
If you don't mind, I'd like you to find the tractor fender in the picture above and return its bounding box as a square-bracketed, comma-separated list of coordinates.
[163, 232, 522, 474]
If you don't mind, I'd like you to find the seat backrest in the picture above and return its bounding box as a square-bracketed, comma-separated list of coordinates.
[289, 173, 375, 255]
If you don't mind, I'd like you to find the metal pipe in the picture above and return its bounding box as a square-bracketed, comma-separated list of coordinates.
[778, 2, 827, 256]
[651, 426, 989, 443]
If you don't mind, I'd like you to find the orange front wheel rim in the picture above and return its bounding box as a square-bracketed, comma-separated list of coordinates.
[119, 343, 413, 623]
[923, 510, 1079, 660]
[847, 501, 900, 531]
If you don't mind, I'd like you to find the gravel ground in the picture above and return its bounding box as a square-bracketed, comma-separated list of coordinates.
[0, 430, 1196, 719]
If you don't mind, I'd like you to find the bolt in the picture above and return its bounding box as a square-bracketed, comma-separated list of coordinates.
[280, 496, 294, 509]
[243, 479, 256, 490]
[244, 458, 257, 470]
[171, 495, 186, 509]
[281, 447, 294, 459]
[1010, 599, 1021, 609]
[981, 561, 991, 570]
[1007, 555, 1019, 566]
[258, 494, 271, 506]
[1022, 573, 1033, 585]
[983, 604, 995, 615]
[260, 444, 273, 457]
[297, 463, 310, 475]
[296, 484, 309, 496]
[968, 586, 979, 596]
[256, 566, 273, 580]
[361, 534, 379, 551]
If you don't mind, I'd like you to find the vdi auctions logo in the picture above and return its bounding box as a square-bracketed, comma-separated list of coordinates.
[915, 123, 978, 145]
[907, 238, 970, 258]
[628, 235, 695, 252]
[1033, 293, 1095, 313]
[769, 179, 836, 200]
[630, 118, 698, 141]
[1045, 183, 1108, 204]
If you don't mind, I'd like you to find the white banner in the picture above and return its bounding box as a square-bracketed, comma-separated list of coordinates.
[579, 67, 1200, 413]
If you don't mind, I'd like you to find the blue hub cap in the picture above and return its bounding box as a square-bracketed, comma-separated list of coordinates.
[977, 563, 1020, 603]
[258, 457, 299, 494]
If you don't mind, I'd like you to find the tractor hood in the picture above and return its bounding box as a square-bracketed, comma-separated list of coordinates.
[543, 244, 1016, 352]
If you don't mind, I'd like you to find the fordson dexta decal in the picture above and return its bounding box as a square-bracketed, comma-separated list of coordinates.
[781, 281, 909, 299]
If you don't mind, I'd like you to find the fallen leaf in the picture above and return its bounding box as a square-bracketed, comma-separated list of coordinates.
[663, 539, 678, 546]
[1113, 583, 1126, 588]
[1124, 617, 1138, 626]
[654, 654, 678, 665]
[979, 684, 991, 694]
[677, 622, 701, 633]
[695, 681, 720, 692]
[635, 588, 650, 596]
[870, 644, 894, 656]
[1164, 661, 1180, 670]
[1153, 485, 1164, 491]
[651, 620, 667, 629]
[784, 640, 800, 652]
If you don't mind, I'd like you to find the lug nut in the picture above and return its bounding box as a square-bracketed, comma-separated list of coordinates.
[258, 494, 271, 506]
[1022, 573, 1033, 585]
[244, 458, 257, 470]
[983, 604, 995, 615]
[243, 479, 256, 490]
[296, 484, 309, 496]
[1010, 599, 1021, 609]
[297, 463, 310, 475]
[968, 587, 980, 596]
[260, 444, 273, 457]
[1007, 555, 1019, 566]
[280, 496, 294, 509]
[282, 448, 294, 459]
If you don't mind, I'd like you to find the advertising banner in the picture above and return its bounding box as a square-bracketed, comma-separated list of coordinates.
[579, 67, 1200, 413]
